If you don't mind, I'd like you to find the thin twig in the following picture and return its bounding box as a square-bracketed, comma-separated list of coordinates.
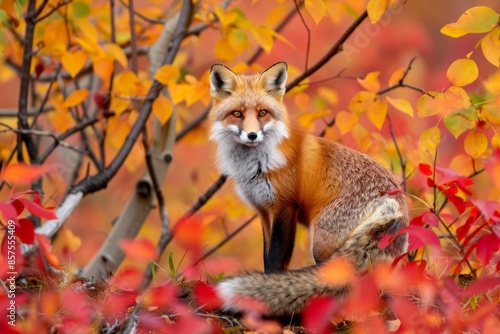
[0, 122, 87, 155]
[119, 0, 165, 24]
[293, 0, 310, 70]
[30, 64, 61, 128]
[193, 214, 258, 266]
[387, 115, 407, 193]
[286, 10, 369, 91]
[35, 0, 72, 22]
[127, 0, 139, 73]
[377, 57, 431, 97]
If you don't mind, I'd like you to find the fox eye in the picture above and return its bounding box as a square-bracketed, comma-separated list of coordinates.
[232, 111, 242, 118]
[258, 110, 268, 117]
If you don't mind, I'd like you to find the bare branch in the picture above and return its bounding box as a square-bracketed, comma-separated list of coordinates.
[286, 10, 369, 91]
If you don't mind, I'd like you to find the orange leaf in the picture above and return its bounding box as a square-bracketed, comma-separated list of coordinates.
[3, 163, 56, 185]
[152, 94, 173, 125]
[61, 50, 87, 78]
[120, 238, 158, 262]
[298, 109, 331, 130]
[356, 71, 380, 93]
[36, 234, 61, 269]
[63, 89, 89, 108]
[335, 111, 358, 135]
[318, 256, 354, 285]
[294, 92, 310, 110]
[93, 58, 115, 83]
[388, 67, 405, 86]
[154, 64, 180, 86]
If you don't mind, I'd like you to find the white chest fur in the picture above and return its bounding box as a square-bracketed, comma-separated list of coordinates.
[215, 140, 286, 207]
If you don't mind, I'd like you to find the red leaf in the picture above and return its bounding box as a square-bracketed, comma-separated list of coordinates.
[15, 218, 35, 244]
[35, 60, 45, 78]
[141, 283, 177, 308]
[475, 233, 500, 266]
[378, 234, 393, 250]
[402, 225, 441, 254]
[418, 163, 433, 176]
[193, 281, 222, 311]
[384, 188, 405, 195]
[100, 291, 138, 322]
[0, 233, 24, 278]
[17, 198, 57, 220]
[463, 275, 500, 296]
[457, 213, 478, 242]
[108, 267, 143, 290]
[302, 296, 337, 334]
[422, 212, 439, 227]
[472, 199, 499, 222]
[0, 202, 18, 224]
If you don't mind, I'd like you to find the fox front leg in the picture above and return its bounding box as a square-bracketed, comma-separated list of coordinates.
[264, 206, 297, 273]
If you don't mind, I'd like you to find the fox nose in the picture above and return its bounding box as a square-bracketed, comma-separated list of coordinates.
[247, 132, 258, 141]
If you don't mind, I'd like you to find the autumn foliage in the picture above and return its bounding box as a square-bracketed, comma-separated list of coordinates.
[0, 0, 499, 333]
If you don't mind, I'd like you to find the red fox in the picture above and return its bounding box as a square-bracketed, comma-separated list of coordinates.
[208, 62, 409, 316]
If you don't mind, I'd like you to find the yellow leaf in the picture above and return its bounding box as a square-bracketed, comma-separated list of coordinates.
[367, 0, 389, 24]
[251, 25, 274, 53]
[61, 50, 87, 78]
[214, 6, 239, 28]
[481, 27, 500, 68]
[447, 59, 479, 86]
[305, 0, 326, 25]
[483, 104, 500, 126]
[367, 98, 387, 130]
[335, 111, 358, 135]
[348, 91, 377, 114]
[418, 127, 441, 153]
[464, 130, 488, 158]
[317, 87, 338, 105]
[154, 64, 180, 86]
[62, 228, 82, 252]
[228, 28, 249, 54]
[388, 67, 405, 86]
[492, 134, 500, 148]
[214, 36, 236, 62]
[417, 87, 470, 117]
[298, 109, 331, 130]
[386, 96, 414, 117]
[186, 79, 210, 106]
[356, 71, 380, 93]
[104, 43, 128, 69]
[63, 89, 89, 108]
[78, 20, 99, 43]
[114, 70, 139, 96]
[169, 83, 190, 104]
[441, 6, 499, 38]
[152, 95, 173, 125]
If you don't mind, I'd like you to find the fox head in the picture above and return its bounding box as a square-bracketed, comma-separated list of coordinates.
[208, 62, 290, 148]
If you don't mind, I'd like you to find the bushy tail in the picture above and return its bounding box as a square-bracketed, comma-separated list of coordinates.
[216, 198, 408, 316]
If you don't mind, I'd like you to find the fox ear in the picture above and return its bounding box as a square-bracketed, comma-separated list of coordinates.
[209, 64, 239, 98]
[259, 62, 288, 97]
